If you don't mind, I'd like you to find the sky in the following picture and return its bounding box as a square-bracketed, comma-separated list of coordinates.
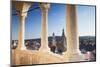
[12, 2, 95, 40]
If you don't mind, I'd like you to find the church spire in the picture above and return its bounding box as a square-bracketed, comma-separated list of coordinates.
[61, 28, 67, 52]
[62, 28, 65, 37]
[52, 32, 56, 46]
[53, 32, 55, 36]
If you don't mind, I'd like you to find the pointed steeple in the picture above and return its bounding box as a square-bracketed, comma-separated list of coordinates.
[52, 32, 56, 46]
[53, 32, 55, 37]
[62, 28, 65, 37]
[61, 29, 67, 52]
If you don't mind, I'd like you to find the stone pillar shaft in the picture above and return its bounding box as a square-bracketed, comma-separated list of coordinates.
[39, 3, 50, 51]
[66, 5, 79, 54]
[17, 15, 26, 49]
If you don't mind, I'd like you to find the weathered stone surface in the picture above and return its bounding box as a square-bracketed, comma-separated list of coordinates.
[12, 49, 67, 65]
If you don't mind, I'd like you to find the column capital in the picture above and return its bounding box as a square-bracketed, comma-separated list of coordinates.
[39, 3, 50, 12]
[13, 1, 32, 17]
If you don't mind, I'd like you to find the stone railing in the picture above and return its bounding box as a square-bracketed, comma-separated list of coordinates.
[12, 49, 67, 65]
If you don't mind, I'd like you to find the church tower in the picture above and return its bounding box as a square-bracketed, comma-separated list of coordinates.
[62, 29, 67, 52]
[52, 32, 56, 46]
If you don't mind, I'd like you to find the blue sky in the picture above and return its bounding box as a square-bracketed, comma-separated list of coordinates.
[12, 3, 95, 40]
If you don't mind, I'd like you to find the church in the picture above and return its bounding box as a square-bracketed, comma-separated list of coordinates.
[48, 29, 67, 55]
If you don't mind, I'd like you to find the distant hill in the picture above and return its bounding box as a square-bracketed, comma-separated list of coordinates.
[24, 36, 62, 42]
[79, 36, 95, 41]
[12, 36, 96, 42]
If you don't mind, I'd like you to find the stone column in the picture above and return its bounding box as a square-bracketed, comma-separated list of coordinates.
[39, 3, 50, 51]
[17, 15, 26, 50]
[14, 1, 32, 50]
[66, 4, 80, 54]
[65, 5, 83, 62]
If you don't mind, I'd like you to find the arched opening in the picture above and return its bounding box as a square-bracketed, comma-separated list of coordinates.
[25, 2, 41, 51]
[48, 3, 67, 55]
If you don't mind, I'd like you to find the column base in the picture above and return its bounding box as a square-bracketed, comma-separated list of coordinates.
[20, 47, 26, 50]
[39, 48, 50, 53]
[16, 46, 26, 50]
[63, 51, 85, 62]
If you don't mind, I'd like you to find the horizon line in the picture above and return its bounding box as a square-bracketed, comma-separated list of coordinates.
[12, 35, 96, 40]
